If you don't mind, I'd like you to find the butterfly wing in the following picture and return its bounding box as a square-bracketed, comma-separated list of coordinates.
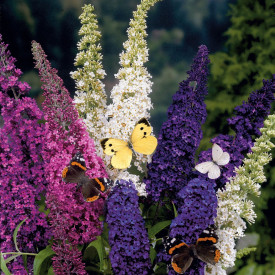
[195, 242, 220, 265]
[81, 178, 113, 202]
[111, 147, 132, 169]
[131, 118, 157, 155]
[101, 138, 132, 169]
[195, 226, 220, 265]
[195, 161, 214, 174]
[81, 178, 101, 202]
[216, 152, 230, 166]
[212, 144, 224, 162]
[208, 164, 220, 179]
[62, 152, 87, 183]
[171, 253, 193, 274]
[163, 236, 193, 274]
[91, 177, 112, 193]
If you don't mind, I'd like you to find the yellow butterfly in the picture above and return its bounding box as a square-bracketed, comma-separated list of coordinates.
[101, 118, 158, 169]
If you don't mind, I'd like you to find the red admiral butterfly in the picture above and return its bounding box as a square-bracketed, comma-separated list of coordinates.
[164, 227, 220, 274]
[62, 152, 111, 202]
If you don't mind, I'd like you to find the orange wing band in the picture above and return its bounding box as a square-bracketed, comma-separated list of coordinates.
[62, 167, 68, 178]
[214, 250, 220, 263]
[71, 162, 86, 171]
[169, 242, 189, 255]
[95, 178, 105, 192]
[196, 237, 217, 245]
[171, 262, 183, 274]
[86, 196, 99, 202]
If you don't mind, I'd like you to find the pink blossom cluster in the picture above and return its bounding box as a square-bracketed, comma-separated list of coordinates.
[31, 41, 107, 274]
[0, 35, 51, 274]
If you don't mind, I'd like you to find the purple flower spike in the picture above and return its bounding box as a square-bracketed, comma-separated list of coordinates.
[145, 45, 210, 202]
[0, 34, 51, 274]
[168, 178, 217, 275]
[196, 75, 275, 189]
[106, 180, 151, 275]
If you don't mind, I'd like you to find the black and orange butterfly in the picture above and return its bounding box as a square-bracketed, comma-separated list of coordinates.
[62, 152, 111, 202]
[163, 227, 220, 274]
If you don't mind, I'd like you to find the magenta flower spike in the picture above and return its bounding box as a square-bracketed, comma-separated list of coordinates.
[0, 35, 51, 274]
[31, 41, 107, 274]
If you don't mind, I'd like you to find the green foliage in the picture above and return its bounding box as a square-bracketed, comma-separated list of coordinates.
[1, 218, 39, 274]
[83, 223, 112, 274]
[33, 246, 55, 275]
[207, 0, 275, 136]
[0, 252, 12, 275]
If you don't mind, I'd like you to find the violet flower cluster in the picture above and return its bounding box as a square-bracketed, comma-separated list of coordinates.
[106, 180, 151, 275]
[145, 45, 210, 202]
[196, 75, 275, 189]
[145, 46, 219, 275]
[0, 35, 51, 274]
[31, 41, 107, 275]
[169, 179, 218, 275]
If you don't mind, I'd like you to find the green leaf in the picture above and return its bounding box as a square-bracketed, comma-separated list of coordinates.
[33, 246, 55, 275]
[3, 254, 20, 264]
[148, 220, 171, 239]
[0, 252, 12, 275]
[150, 247, 157, 264]
[154, 262, 168, 274]
[13, 218, 27, 252]
[47, 265, 54, 275]
[172, 202, 178, 218]
[22, 254, 29, 274]
[85, 236, 106, 272]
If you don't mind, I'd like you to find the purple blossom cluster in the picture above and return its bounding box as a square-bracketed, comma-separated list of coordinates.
[169, 179, 217, 274]
[106, 180, 151, 275]
[170, 179, 217, 242]
[0, 35, 51, 274]
[145, 45, 210, 202]
[31, 41, 107, 274]
[196, 75, 275, 189]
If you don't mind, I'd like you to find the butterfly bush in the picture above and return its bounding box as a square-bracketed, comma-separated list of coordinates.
[106, 180, 151, 274]
[71, 4, 108, 156]
[205, 113, 275, 275]
[145, 45, 210, 202]
[196, 76, 275, 189]
[31, 41, 107, 274]
[0, 35, 51, 274]
[103, 0, 161, 195]
[2, 0, 275, 274]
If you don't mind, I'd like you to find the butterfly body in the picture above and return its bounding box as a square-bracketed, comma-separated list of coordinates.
[195, 143, 230, 179]
[62, 152, 111, 202]
[101, 118, 157, 169]
[164, 227, 220, 274]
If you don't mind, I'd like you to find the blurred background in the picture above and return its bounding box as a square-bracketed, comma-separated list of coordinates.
[1, 0, 275, 273]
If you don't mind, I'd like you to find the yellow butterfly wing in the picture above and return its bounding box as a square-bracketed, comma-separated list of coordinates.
[100, 138, 132, 169]
[131, 118, 158, 155]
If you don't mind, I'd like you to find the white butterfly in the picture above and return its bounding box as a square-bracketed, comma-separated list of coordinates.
[195, 143, 230, 179]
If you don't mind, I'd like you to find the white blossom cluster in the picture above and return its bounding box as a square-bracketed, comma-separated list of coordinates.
[105, 0, 161, 194]
[71, 4, 108, 156]
[71, 0, 160, 195]
[206, 114, 275, 274]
